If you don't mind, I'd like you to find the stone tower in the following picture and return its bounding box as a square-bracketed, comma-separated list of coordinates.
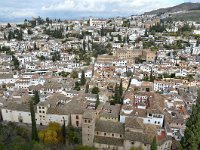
[82, 111, 96, 146]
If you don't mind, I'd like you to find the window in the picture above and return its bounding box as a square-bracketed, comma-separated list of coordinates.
[104, 133, 106, 136]
[76, 115, 79, 119]
[131, 141, 135, 144]
[85, 120, 87, 123]
[155, 121, 157, 124]
[39, 111, 41, 113]
[88, 120, 91, 123]
[43, 111, 45, 113]
[97, 132, 99, 135]
[158, 122, 160, 124]
[112, 134, 114, 137]
[76, 121, 79, 127]
[120, 135, 122, 138]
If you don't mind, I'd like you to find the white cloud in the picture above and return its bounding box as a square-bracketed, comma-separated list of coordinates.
[41, 0, 181, 15]
[0, 0, 188, 20]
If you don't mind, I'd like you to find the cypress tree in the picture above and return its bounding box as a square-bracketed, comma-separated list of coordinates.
[61, 119, 66, 145]
[83, 40, 86, 52]
[119, 80, 123, 97]
[80, 70, 86, 86]
[150, 136, 157, 150]
[181, 89, 200, 149]
[95, 94, 100, 109]
[114, 83, 120, 104]
[119, 80, 123, 104]
[85, 83, 89, 93]
[30, 100, 39, 141]
[34, 90, 40, 104]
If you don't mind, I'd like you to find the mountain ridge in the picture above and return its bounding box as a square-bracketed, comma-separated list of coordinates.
[144, 2, 200, 15]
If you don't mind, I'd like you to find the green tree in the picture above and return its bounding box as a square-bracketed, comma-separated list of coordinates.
[95, 94, 100, 109]
[51, 51, 60, 62]
[33, 90, 40, 104]
[30, 100, 39, 142]
[38, 122, 63, 145]
[181, 89, 200, 149]
[61, 120, 66, 145]
[12, 55, 20, 70]
[80, 70, 86, 85]
[28, 29, 33, 35]
[74, 81, 80, 91]
[3, 33, 6, 40]
[67, 126, 78, 144]
[34, 43, 38, 50]
[83, 40, 86, 52]
[150, 137, 157, 150]
[70, 70, 78, 79]
[113, 83, 120, 104]
[91, 87, 99, 94]
[119, 80, 123, 97]
[37, 55, 45, 61]
[85, 83, 89, 93]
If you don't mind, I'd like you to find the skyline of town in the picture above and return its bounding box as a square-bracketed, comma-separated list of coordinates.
[0, 0, 198, 23]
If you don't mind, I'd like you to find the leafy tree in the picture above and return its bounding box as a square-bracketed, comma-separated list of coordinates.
[80, 70, 86, 86]
[67, 126, 78, 144]
[150, 137, 157, 150]
[149, 23, 166, 33]
[30, 100, 39, 142]
[59, 71, 70, 77]
[181, 89, 200, 149]
[74, 81, 80, 91]
[12, 55, 19, 70]
[39, 122, 63, 145]
[70, 70, 78, 79]
[126, 70, 133, 77]
[85, 83, 89, 93]
[135, 56, 144, 64]
[91, 87, 99, 94]
[37, 55, 45, 61]
[51, 51, 60, 62]
[92, 43, 107, 58]
[95, 94, 100, 109]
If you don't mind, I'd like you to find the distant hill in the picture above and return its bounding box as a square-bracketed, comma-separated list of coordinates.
[144, 2, 200, 15]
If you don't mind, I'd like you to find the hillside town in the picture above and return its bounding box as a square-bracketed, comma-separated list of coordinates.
[0, 13, 200, 150]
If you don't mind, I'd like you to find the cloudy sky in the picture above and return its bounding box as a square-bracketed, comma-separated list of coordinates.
[0, 0, 198, 22]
